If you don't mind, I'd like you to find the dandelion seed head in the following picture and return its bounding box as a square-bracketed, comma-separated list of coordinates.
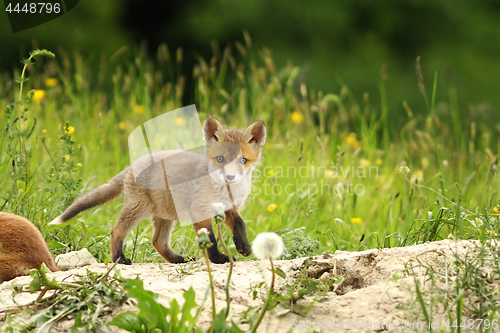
[197, 228, 209, 236]
[197, 227, 211, 249]
[211, 202, 226, 215]
[252, 232, 284, 260]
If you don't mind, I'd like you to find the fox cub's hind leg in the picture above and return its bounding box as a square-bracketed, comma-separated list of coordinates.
[110, 202, 149, 265]
[152, 217, 195, 263]
[193, 219, 234, 264]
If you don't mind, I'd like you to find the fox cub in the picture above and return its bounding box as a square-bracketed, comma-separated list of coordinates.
[51, 116, 266, 264]
[0, 212, 58, 283]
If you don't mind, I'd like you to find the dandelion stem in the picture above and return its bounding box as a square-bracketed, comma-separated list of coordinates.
[251, 258, 275, 333]
[202, 248, 216, 321]
[217, 221, 234, 319]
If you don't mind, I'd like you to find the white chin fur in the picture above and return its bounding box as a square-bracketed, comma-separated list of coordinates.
[48, 216, 64, 225]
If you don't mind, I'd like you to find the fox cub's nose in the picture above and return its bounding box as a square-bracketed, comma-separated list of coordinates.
[226, 174, 235, 181]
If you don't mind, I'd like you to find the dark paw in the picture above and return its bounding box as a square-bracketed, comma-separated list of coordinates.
[209, 252, 236, 264]
[167, 253, 197, 264]
[172, 255, 197, 264]
[234, 234, 252, 257]
[237, 246, 252, 257]
[113, 256, 132, 265]
[235, 242, 252, 257]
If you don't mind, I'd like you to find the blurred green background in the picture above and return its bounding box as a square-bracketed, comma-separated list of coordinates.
[1, 0, 500, 120]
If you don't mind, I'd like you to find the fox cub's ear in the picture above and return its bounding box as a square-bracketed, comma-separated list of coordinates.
[245, 120, 266, 147]
[203, 115, 224, 142]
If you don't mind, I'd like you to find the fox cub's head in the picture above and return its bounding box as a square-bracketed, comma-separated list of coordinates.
[203, 115, 266, 185]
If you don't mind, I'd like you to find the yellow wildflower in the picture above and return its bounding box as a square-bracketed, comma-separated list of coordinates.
[360, 159, 371, 167]
[375, 159, 383, 166]
[411, 170, 424, 184]
[413, 170, 424, 178]
[351, 217, 363, 225]
[134, 105, 146, 115]
[175, 117, 186, 126]
[421, 157, 430, 170]
[153, 138, 161, 149]
[42, 129, 47, 134]
[267, 204, 277, 212]
[346, 133, 356, 145]
[118, 122, 126, 130]
[267, 169, 275, 177]
[325, 169, 335, 178]
[77, 163, 82, 167]
[64, 126, 75, 134]
[494, 206, 498, 213]
[45, 78, 58, 88]
[291, 111, 304, 124]
[346, 133, 362, 149]
[32, 90, 45, 101]
[64, 154, 71, 162]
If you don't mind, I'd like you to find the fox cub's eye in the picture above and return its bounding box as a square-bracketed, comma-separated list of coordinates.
[239, 157, 248, 164]
[216, 156, 225, 163]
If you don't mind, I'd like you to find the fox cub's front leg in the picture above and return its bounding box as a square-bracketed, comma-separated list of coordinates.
[224, 209, 252, 257]
[193, 209, 252, 264]
[194, 219, 234, 264]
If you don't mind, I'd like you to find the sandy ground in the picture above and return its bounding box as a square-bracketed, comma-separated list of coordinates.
[0, 239, 481, 332]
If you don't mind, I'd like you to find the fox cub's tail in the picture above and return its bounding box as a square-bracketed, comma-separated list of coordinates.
[49, 170, 127, 225]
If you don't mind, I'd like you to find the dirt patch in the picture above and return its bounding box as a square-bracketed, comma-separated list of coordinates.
[0, 239, 480, 332]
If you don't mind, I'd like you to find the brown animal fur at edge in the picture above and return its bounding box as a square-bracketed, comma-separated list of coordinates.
[0, 212, 58, 283]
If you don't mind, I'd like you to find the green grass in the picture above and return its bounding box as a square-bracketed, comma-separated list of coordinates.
[0, 36, 499, 265]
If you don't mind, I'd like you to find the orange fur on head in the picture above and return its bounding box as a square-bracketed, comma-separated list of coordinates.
[206, 116, 266, 168]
